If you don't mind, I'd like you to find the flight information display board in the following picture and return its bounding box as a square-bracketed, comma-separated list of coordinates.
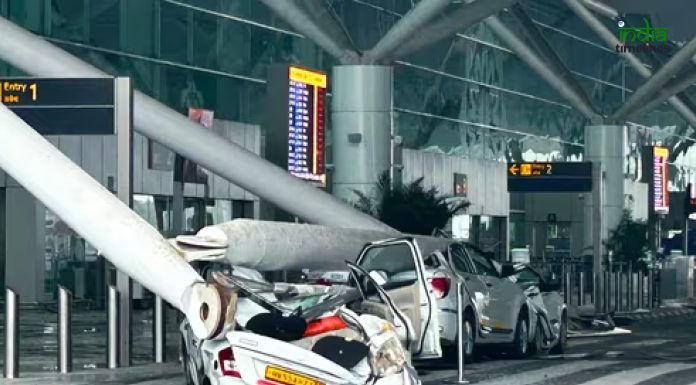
[266, 65, 327, 187]
[0, 78, 115, 135]
[507, 162, 592, 192]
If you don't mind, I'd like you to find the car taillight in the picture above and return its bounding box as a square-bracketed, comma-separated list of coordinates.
[218, 347, 241, 378]
[315, 278, 332, 286]
[430, 277, 451, 299]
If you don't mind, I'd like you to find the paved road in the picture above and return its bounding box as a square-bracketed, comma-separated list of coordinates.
[420, 313, 696, 385]
[6, 312, 696, 384]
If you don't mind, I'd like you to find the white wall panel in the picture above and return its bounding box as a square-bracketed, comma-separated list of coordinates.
[80, 136, 104, 183]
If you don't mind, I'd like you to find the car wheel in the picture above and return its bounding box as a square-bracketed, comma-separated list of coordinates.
[510, 314, 529, 359]
[550, 312, 567, 355]
[528, 320, 544, 357]
[181, 336, 196, 385]
[462, 315, 476, 364]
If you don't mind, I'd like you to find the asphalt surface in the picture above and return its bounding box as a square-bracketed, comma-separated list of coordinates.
[5, 311, 696, 384]
[419, 312, 696, 385]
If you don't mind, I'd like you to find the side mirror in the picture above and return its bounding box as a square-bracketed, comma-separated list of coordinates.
[500, 264, 515, 278]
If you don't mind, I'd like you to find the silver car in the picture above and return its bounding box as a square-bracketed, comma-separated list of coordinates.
[355, 237, 567, 362]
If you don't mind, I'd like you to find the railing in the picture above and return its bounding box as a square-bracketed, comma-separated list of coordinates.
[530, 257, 660, 313]
[3, 285, 168, 378]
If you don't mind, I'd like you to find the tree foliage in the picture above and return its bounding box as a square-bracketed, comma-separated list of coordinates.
[352, 172, 470, 236]
[604, 210, 649, 268]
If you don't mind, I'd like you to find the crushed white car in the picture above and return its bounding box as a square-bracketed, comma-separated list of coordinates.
[180, 262, 423, 385]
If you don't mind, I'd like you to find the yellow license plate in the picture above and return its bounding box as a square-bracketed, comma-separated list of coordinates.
[265, 365, 325, 385]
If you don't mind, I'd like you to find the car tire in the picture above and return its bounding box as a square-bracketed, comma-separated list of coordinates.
[462, 314, 476, 364]
[181, 336, 196, 385]
[550, 311, 567, 355]
[444, 313, 477, 363]
[510, 314, 529, 359]
[528, 320, 544, 357]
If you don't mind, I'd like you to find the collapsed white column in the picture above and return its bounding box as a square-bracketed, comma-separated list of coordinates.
[0, 103, 221, 340]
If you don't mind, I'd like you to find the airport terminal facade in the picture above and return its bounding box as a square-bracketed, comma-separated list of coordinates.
[0, 0, 695, 303]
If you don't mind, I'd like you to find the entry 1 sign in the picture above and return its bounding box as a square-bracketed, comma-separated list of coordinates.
[507, 162, 593, 192]
[0, 78, 115, 135]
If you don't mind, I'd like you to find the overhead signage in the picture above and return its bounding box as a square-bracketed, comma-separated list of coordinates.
[652, 146, 669, 214]
[265, 65, 327, 187]
[0, 78, 115, 135]
[507, 162, 592, 192]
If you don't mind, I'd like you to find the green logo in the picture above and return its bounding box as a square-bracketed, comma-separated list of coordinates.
[617, 17, 667, 43]
[615, 16, 670, 53]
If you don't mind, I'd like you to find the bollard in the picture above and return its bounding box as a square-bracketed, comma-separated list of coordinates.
[4, 288, 19, 379]
[647, 270, 654, 308]
[614, 270, 620, 312]
[58, 286, 73, 373]
[108, 285, 120, 368]
[578, 271, 585, 306]
[153, 295, 166, 363]
[564, 272, 572, 305]
[638, 271, 643, 309]
[454, 282, 468, 384]
[604, 271, 610, 313]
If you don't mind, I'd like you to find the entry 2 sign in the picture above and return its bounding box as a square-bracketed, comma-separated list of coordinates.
[0, 78, 115, 135]
[507, 162, 593, 192]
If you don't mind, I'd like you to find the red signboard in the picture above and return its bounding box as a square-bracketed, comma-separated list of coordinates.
[653, 146, 669, 214]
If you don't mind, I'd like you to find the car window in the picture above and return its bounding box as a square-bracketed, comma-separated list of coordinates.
[358, 243, 418, 287]
[449, 243, 474, 274]
[465, 245, 498, 277]
[512, 267, 542, 290]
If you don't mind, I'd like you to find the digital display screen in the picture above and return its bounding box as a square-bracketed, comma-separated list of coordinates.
[287, 66, 326, 185]
[653, 146, 669, 214]
[266, 65, 327, 188]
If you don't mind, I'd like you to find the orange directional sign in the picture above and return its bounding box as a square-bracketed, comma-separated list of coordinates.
[507, 162, 592, 192]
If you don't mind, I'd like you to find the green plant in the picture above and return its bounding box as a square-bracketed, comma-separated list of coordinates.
[352, 172, 470, 235]
[603, 209, 649, 269]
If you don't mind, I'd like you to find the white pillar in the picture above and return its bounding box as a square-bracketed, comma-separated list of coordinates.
[331, 65, 393, 201]
[584, 125, 625, 254]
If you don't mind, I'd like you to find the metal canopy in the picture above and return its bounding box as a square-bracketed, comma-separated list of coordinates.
[363, 0, 452, 64]
[484, 15, 603, 123]
[634, 65, 696, 117]
[509, 4, 596, 115]
[610, 35, 696, 122]
[389, 0, 519, 61]
[257, 0, 359, 64]
[563, 0, 696, 128]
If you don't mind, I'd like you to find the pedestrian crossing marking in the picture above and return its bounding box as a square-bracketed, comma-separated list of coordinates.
[576, 362, 695, 385]
[474, 360, 618, 385]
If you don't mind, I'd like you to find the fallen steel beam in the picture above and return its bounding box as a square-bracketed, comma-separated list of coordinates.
[390, 0, 518, 61]
[0, 16, 392, 233]
[258, 0, 359, 64]
[0, 103, 220, 340]
[364, 0, 452, 64]
[177, 219, 394, 271]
